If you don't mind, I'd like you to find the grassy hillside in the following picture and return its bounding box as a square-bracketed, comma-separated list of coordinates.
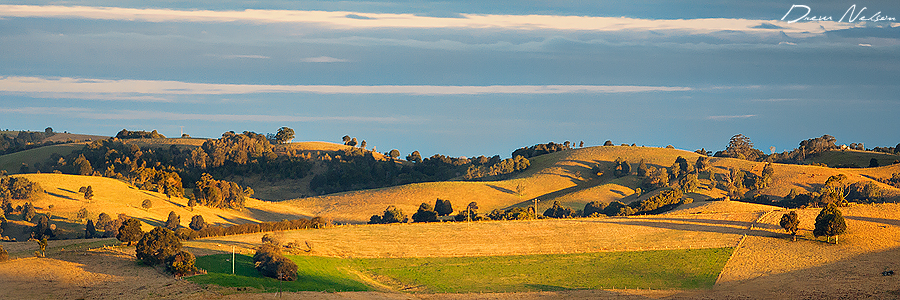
[2, 174, 312, 240]
[0, 143, 85, 174]
[805, 149, 900, 168]
[282, 145, 900, 223]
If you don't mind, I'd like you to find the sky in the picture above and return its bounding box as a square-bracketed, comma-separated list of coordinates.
[0, 1, 898, 158]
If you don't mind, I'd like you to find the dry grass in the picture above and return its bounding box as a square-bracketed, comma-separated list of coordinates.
[5, 174, 312, 238]
[184, 200, 769, 258]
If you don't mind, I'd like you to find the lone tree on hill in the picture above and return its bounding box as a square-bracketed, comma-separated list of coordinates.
[388, 149, 400, 160]
[189, 215, 207, 231]
[780, 211, 800, 241]
[117, 218, 144, 246]
[813, 203, 847, 244]
[604, 140, 614, 146]
[141, 199, 152, 210]
[80, 186, 93, 201]
[348, 137, 358, 147]
[165, 211, 180, 230]
[136, 227, 182, 265]
[342, 135, 351, 145]
[274, 127, 294, 144]
[76, 207, 89, 223]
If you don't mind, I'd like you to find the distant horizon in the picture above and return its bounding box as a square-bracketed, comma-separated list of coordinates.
[1, 0, 897, 158]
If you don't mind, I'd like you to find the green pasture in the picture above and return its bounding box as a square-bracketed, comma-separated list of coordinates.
[189, 247, 732, 294]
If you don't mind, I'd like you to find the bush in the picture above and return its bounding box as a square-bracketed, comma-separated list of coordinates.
[780, 211, 800, 240]
[253, 243, 297, 281]
[603, 201, 634, 216]
[141, 199, 152, 210]
[165, 250, 197, 276]
[85, 219, 96, 238]
[117, 218, 144, 246]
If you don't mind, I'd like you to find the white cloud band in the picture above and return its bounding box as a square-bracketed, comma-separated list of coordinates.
[0, 5, 867, 34]
[0, 76, 692, 99]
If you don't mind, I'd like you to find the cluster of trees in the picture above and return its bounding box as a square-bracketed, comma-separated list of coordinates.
[175, 215, 327, 240]
[0, 128, 59, 156]
[410, 199, 455, 223]
[115, 129, 166, 139]
[775, 174, 883, 208]
[254, 238, 298, 281]
[462, 155, 530, 180]
[634, 156, 710, 195]
[576, 189, 691, 218]
[190, 173, 253, 209]
[511, 142, 571, 159]
[718, 134, 899, 167]
[369, 205, 407, 224]
[0, 176, 43, 201]
[717, 164, 774, 199]
[714, 134, 767, 161]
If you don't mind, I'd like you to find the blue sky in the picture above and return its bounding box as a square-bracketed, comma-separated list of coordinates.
[0, 1, 898, 158]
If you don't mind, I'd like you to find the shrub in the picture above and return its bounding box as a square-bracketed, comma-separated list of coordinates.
[629, 189, 684, 214]
[22, 202, 36, 222]
[165, 250, 198, 276]
[253, 243, 297, 281]
[76, 208, 89, 223]
[141, 199, 152, 210]
[603, 201, 634, 216]
[117, 218, 144, 246]
[382, 206, 406, 224]
[136, 227, 182, 266]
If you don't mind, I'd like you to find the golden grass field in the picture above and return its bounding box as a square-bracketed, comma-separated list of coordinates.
[286, 146, 900, 223]
[1, 174, 313, 241]
[2, 143, 900, 299]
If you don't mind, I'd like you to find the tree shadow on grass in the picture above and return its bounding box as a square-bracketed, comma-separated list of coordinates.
[845, 215, 900, 227]
[524, 283, 568, 291]
[486, 184, 515, 195]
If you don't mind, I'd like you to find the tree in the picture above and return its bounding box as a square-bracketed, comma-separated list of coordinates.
[22, 202, 36, 222]
[360, 140, 367, 149]
[780, 211, 800, 241]
[189, 215, 207, 231]
[636, 160, 650, 177]
[411, 203, 438, 223]
[85, 219, 96, 238]
[515, 183, 526, 196]
[117, 218, 144, 246]
[406, 151, 422, 163]
[678, 173, 699, 193]
[695, 156, 710, 173]
[348, 137, 358, 147]
[543, 201, 572, 218]
[388, 149, 400, 160]
[465, 202, 479, 222]
[869, 158, 879, 168]
[166, 250, 197, 276]
[274, 127, 294, 144]
[813, 203, 847, 244]
[614, 158, 631, 177]
[579, 141, 584, 148]
[434, 199, 453, 216]
[36, 237, 47, 258]
[96, 213, 112, 231]
[253, 244, 297, 281]
[74, 154, 93, 176]
[31, 214, 54, 240]
[76, 207, 89, 223]
[82, 186, 93, 201]
[604, 140, 614, 146]
[381, 205, 406, 223]
[583, 201, 607, 217]
[141, 199, 152, 210]
[342, 135, 351, 145]
[136, 227, 182, 265]
[166, 211, 180, 230]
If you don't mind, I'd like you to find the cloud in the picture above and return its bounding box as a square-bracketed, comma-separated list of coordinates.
[0, 4, 870, 34]
[0, 107, 408, 123]
[0, 76, 692, 98]
[707, 114, 757, 121]
[300, 56, 350, 63]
